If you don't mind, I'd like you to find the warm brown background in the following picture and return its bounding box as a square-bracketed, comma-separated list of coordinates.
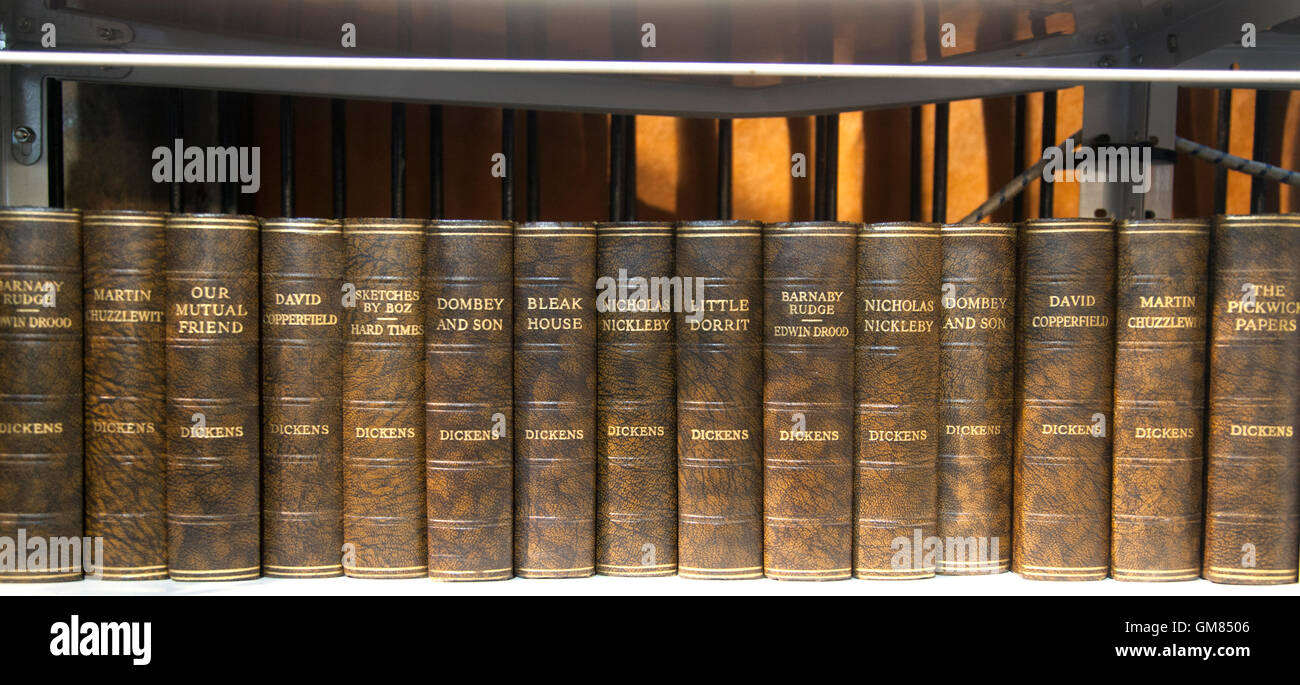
[66, 87, 1300, 222]
[60, 0, 1300, 221]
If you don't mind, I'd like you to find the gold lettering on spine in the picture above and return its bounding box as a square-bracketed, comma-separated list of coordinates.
[175, 284, 250, 335]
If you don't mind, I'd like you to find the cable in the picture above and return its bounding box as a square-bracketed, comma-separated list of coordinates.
[958, 129, 1080, 224]
[1175, 135, 1300, 186]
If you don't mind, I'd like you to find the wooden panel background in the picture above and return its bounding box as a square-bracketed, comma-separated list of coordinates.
[64, 85, 1300, 222]
[59, 0, 1299, 220]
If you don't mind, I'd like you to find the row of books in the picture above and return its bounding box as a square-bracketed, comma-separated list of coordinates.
[0, 207, 1296, 584]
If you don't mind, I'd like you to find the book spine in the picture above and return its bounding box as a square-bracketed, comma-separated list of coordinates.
[1204, 214, 1300, 585]
[595, 222, 677, 576]
[762, 222, 856, 580]
[261, 218, 344, 578]
[342, 218, 428, 578]
[937, 224, 1016, 575]
[164, 213, 260, 581]
[425, 220, 514, 581]
[83, 210, 167, 581]
[676, 221, 764, 580]
[513, 222, 597, 578]
[1111, 219, 1209, 582]
[854, 222, 941, 579]
[0, 208, 83, 583]
[1013, 218, 1115, 581]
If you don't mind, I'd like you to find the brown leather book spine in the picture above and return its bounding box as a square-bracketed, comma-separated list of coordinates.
[937, 223, 1016, 575]
[595, 222, 676, 576]
[425, 220, 513, 581]
[0, 207, 83, 583]
[342, 218, 427, 578]
[763, 222, 855, 580]
[854, 222, 941, 579]
[1204, 214, 1300, 585]
[676, 221, 763, 580]
[1112, 219, 1209, 582]
[1013, 218, 1115, 581]
[261, 218, 344, 578]
[165, 213, 260, 581]
[83, 210, 167, 581]
[514, 222, 597, 578]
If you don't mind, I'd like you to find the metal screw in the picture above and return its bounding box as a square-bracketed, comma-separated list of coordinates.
[97, 27, 116, 41]
[1097, 55, 1115, 68]
[12, 126, 35, 144]
[17, 17, 32, 32]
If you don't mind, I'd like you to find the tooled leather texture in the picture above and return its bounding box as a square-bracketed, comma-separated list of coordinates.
[0, 207, 83, 582]
[762, 222, 856, 580]
[1013, 218, 1115, 581]
[165, 213, 260, 581]
[855, 222, 941, 579]
[595, 222, 677, 576]
[261, 218, 344, 578]
[513, 222, 597, 578]
[83, 210, 167, 581]
[937, 224, 1015, 575]
[1203, 214, 1300, 585]
[676, 221, 764, 579]
[425, 220, 514, 581]
[342, 218, 428, 578]
[1111, 219, 1209, 582]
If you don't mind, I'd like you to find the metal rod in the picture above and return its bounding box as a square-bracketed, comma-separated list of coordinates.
[959, 129, 1082, 224]
[46, 78, 64, 208]
[502, 109, 515, 221]
[218, 92, 239, 214]
[717, 118, 733, 220]
[909, 106, 922, 221]
[825, 113, 839, 221]
[397, 0, 412, 217]
[392, 102, 406, 218]
[1213, 89, 1231, 214]
[280, 95, 295, 217]
[814, 115, 827, 220]
[526, 110, 539, 221]
[624, 115, 637, 221]
[168, 88, 184, 213]
[1250, 90, 1272, 214]
[332, 98, 346, 219]
[1011, 94, 1027, 221]
[430, 105, 443, 219]
[932, 103, 949, 224]
[609, 114, 625, 222]
[1039, 90, 1057, 218]
[9, 52, 1300, 86]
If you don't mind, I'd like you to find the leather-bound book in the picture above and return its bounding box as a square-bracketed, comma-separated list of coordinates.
[83, 210, 167, 581]
[676, 220, 763, 580]
[0, 207, 83, 583]
[165, 213, 260, 581]
[854, 222, 941, 579]
[425, 220, 513, 581]
[1112, 219, 1209, 582]
[342, 218, 427, 578]
[762, 222, 855, 580]
[595, 222, 677, 576]
[514, 222, 597, 578]
[1013, 218, 1115, 581]
[1204, 214, 1300, 585]
[937, 223, 1016, 575]
[261, 218, 344, 578]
